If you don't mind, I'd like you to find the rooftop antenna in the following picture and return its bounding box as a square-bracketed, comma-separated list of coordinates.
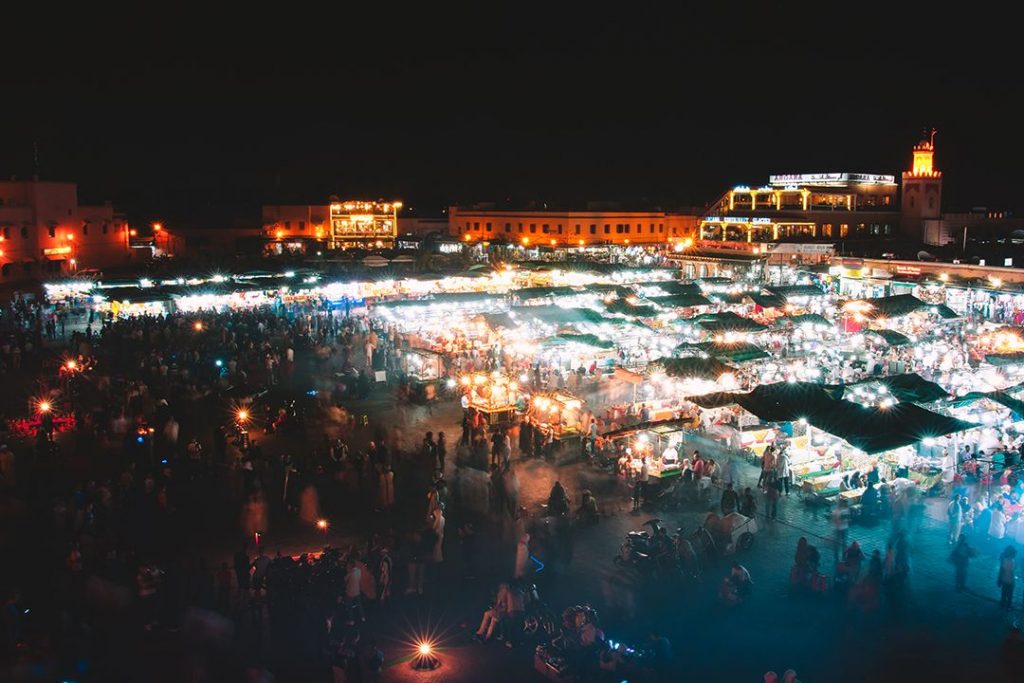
[929, 128, 937, 148]
[32, 141, 40, 179]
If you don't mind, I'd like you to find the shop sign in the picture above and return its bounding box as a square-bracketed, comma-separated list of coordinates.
[894, 264, 922, 276]
[43, 246, 72, 256]
[842, 258, 863, 268]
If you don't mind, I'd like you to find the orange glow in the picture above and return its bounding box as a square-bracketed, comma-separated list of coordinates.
[418, 643, 432, 655]
[463, 233, 472, 241]
[521, 237, 530, 245]
[578, 239, 585, 246]
[65, 233, 74, 241]
[38, 401, 51, 414]
[549, 239, 556, 246]
[194, 321, 204, 331]
[0, 250, 4, 258]
[316, 518, 329, 530]
[275, 230, 284, 239]
[907, 133, 941, 178]
[129, 229, 138, 236]
[65, 360, 77, 370]
[624, 239, 630, 245]
[237, 409, 249, 423]
[152, 222, 163, 231]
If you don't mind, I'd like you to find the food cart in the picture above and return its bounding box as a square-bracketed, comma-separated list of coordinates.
[402, 348, 446, 403]
[461, 372, 522, 426]
[528, 391, 586, 442]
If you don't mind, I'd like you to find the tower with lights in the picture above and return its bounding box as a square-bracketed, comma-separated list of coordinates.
[901, 130, 943, 241]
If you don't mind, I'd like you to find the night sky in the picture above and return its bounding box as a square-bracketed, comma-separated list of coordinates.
[2, 9, 1020, 228]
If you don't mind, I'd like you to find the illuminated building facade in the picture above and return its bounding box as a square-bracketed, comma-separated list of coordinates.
[0, 180, 130, 282]
[700, 172, 900, 243]
[262, 200, 401, 250]
[448, 205, 699, 247]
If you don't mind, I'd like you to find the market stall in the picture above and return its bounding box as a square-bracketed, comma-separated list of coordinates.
[528, 391, 586, 441]
[460, 372, 522, 426]
[402, 348, 447, 402]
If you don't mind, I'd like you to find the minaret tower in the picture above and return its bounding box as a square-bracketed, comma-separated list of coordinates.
[901, 130, 943, 240]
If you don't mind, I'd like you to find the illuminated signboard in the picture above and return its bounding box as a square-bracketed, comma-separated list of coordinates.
[894, 265, 922, 276]
[703, 216, 773, 224]
[43, 246, 73, 256]
[768, 173, 896, 187]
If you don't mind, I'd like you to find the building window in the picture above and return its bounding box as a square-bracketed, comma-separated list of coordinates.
[485, 222, 492, 232]
[473, 222, 479, 231]
[505, 223, 511, 233]
[650, 224, 655, 233]
[102, 223, 108, 234]
[299, 221, 305, 230]
[48, 226, 56, 238]
[909, 197, 915, 209]
[542, 224, 549, 234]
[590, 224, 596, 234]
[530, 224, 536, 233]
[557, 224, 562, 234]
[83, 225, 88, 236]
[658, 224, 664, 232]
[466, 221, 471, 231]
[1, 263, 10, 277]
[518, 223, 524, 232]
[928, 197, 934, 210]
[3, 227, 8, 239]
[604, 225, 610, 234]
[284, 221, 291, 229]
[575, 225, 581, 235]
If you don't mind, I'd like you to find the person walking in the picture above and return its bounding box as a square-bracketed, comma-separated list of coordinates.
[947, 495, 965, 545]
[775, 448, 792, 496]
[436, 432, 448, 475]
[832, 499, 850, 562]
[764, 473, 780, 521]
[950, 534, 976, 592]
[998, 546, 1017, 610]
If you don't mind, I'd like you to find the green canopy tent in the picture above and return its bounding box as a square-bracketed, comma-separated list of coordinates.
[686, 381, 977, 454]
[542, 334, 615, 350]
[946, 391, 1024, 419]
[828, 373, 949, 404]
[934, 304, 960, 319]
[766, 285, 826, 299]
[678, 341, 769, 362]
[513, 286, 578, 301]
[651, 356, 736, 381]
[854, 294, 929, 320]
[749, 292, 786, 308]
[376, 291, 500, 308]
[604, 299, 659, 318]
[807, 401, 978, 455]
[691, 311, 768, 333]
[985, 352, 1024, 367]
[510, 305, 607, 326]
[865, 329, 912, 346]
[648, 293, 714, 308]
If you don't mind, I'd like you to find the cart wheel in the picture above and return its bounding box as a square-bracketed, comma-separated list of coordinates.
[738, 532, 754, 551]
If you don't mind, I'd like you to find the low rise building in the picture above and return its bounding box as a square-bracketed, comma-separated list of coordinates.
[0, 180, 130, 283]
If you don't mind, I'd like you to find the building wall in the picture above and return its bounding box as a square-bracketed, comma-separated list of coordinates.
[261, 204, 330, 240]
[0, 181, 129, 282]
[447, 207, 698, 245]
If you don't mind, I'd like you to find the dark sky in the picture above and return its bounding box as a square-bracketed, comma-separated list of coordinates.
[2, 8, 1020, 228]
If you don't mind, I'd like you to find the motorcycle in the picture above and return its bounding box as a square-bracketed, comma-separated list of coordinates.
[522, 583, 558, 641]
[613, 519, 677, 578]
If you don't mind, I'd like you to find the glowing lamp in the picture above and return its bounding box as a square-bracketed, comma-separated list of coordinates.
[38, 401, 52, 413]
[316, 519, 329, 531]
[411, 641, 440, 670]
[65, 360, 77, 370]
[194, 321, 204, 331]
[237, 409, 249, 423]
[153, 222, 163, 231]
